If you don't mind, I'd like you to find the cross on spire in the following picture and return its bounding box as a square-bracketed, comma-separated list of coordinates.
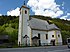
[24, 1, 25, 5]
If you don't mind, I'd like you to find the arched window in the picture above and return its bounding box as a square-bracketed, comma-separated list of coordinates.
[52, 35, 54, 38]
[58, 34, 60, 37]
[25, 10, 27, 14]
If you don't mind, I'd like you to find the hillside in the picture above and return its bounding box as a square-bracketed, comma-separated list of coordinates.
[0, 15, 70, 45]
[0, 15, 19, 45]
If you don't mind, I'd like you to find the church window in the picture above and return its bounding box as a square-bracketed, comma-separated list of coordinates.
[25, 10, 27, 14]
[58, 34, 60, 37]
[38, 33, 40, 39]
[52, 35, 54, 38]
[46, 34, 48, 39]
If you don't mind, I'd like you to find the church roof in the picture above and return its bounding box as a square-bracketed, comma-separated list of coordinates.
[47, 24, 60, 30]
[29, 18, 60, 31]
[20, 5, 30, 11]
[32, 36, 39, 39]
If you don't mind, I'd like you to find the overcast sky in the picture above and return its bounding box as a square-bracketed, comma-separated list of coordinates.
[0, 0, 70, 20]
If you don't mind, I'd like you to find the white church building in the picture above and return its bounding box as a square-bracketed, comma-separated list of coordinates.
[18, 5, 62, 46]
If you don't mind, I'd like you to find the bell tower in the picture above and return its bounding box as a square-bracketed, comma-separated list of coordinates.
[18, 1, 30, 46]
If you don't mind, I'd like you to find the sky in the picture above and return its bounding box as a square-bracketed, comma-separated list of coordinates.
[0, 0, 70, 20]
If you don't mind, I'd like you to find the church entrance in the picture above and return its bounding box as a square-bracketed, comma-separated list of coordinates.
[39, 40, 41, 46]
[51, 40, 55, 46]
[32, 36, 39, 46]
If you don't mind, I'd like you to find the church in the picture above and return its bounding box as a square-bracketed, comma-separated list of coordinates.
[18, 4, 62, 46]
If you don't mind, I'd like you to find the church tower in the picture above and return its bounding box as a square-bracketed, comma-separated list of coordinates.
[18, 2, 30, 46]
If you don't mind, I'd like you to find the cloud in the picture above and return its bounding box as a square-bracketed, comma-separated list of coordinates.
[0, 14, 2, 16]
[60, 13, 70, 20]
[7, 7, 20, 16]
[60, 16, 67, 20]
[62, 2, 65, 6]
[62, 2, 65, 9]
[27, 0, 63, 18]
[67, 19, 70, 21]
[67, 13, 70, 15]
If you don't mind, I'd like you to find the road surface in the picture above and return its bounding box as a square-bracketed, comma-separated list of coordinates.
[0, 45, 70, 52]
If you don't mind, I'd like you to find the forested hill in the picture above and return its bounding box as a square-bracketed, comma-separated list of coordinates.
[0, 15, 19, 45]
[0, 15, 70, 44]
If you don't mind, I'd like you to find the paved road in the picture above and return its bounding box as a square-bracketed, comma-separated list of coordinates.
[0, 45, 70, 52]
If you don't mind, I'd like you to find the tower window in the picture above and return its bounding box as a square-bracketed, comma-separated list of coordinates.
[25, 10, 27, 14]
[52, 35, 54, 38]
[58, 34, 60, 37]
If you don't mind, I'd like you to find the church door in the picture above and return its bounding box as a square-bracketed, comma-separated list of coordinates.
[38, 33, 41, 46]
[51, 40, 55, 46]
[39, 40, 41, 46]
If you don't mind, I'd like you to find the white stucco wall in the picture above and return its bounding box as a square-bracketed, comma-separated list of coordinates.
[27, 26, 31, 45]
[18, 7, 30, 45]
[56, 30, 62, 45]
[21, 8, 29, 45]
[48, 30, 56, 43]
[32, 30, 48, 45]
[18, 9, 23, 45]
[31, 30, 62, 46]
[48, 30, 62, 45]
[22, 8, 29, 36]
